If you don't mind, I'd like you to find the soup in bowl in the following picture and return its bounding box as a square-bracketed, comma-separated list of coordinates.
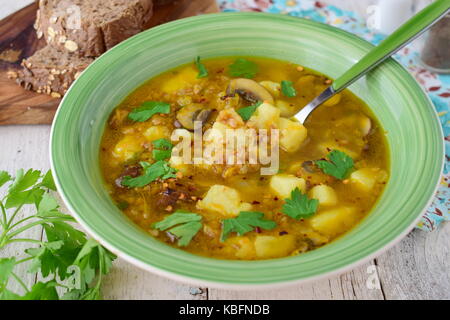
[51, 13, 443, 287]
[100, 57, 389, 260]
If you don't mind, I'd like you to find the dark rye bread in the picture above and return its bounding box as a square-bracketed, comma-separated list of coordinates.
[36, 0, 153, 57]
[12, 45, 94, 97]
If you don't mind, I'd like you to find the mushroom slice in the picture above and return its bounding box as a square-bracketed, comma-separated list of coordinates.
[302, 160, 317, 173]
[194, 109, 213, 127]
[226, 78, 274, 104]
[176, 104, 212, 130]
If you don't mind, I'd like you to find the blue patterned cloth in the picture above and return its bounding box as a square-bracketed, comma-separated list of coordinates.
[217, 0, 449, 231]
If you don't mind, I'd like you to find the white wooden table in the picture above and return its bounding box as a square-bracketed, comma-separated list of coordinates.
[1, 0, 448, 300]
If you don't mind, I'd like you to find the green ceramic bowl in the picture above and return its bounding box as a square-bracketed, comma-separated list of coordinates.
[50, 13, 444, 288]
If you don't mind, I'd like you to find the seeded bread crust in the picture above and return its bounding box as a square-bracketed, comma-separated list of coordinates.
[36, 0, 153, 57]
[12, 45, 94, 97]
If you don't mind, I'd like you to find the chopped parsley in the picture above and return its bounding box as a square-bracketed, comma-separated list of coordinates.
[228, 58, 258, 79]
[152, 138, 173, 161]
[281, 80, 297, 97]
[316, 149, 354, 180]
[152, 211, 202, 246]
[282, 188, 319, 220]
[121, 161, 177, 188]
[117, 201, 129, 210]
[221, 211, 277, 241]
[195, 56, 208, 78]
[237, 101, 262, 121]
[128, 101, 170, 122]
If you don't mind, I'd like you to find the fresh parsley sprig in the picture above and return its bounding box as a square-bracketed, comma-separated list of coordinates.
[121, 161, 177, 188]
[128, 101, 170, 122]
[221, 211, 277, 241]
[237, 101, 262, 121]
[152, 211, 202, 246]
[316, 150, 354, 180]
[0, 169, 116, 300]
[229, 58, 258, 79]
[282, 188, 318, 220]
[152, 138, 173, 161]
[195, 56, 208, 78]
[281, 80, 297, 97]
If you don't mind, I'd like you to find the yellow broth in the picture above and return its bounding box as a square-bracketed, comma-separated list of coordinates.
[99, 57, 389, 260]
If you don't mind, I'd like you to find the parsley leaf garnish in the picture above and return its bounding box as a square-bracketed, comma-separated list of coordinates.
[195, 56, 208, 78]
[22, 281, 59, 300]
[5, 188, 45, 209]
[282, 188, 319, 220]
[237, 101, 262, 121]
[40, 170, 57, 191]
[121, 161, 177, 188]
[152, 138, 173, 161]
[221, 211, 277, 241]
[281, 80, 297, 97]
[128, 101, 170, 122]
[0, 171, 12, 188]
[8, 169, 41, 195]
[153, 211, 202, 246]
[152, 138, 173, 150]
[0, 169, 116, 300]
[316, 149, 354, 180]
[229, 58, 258, 79]
[0, 258, 16, 287]
[117, 201, 129, 210]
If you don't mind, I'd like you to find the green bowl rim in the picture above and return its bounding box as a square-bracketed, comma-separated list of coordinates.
[50, 12, 444, 289]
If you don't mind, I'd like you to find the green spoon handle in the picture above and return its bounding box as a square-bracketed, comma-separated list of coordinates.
[332, 0, 450, 92]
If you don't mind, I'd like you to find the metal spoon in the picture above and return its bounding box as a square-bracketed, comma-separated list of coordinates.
[296, 0, 450, 124]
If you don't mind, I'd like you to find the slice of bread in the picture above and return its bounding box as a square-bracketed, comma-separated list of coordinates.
[36, 0, 153, 57]
[14, 45, 94, 97]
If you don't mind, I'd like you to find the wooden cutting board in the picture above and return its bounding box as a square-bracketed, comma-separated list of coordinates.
[0, 0, 219, 125]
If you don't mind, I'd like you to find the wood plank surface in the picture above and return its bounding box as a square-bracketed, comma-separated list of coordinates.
[0, 0, 218, 125]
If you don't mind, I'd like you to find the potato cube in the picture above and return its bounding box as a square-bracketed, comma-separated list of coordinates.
[310, 207, 358, 237]
[350, 168, 388, 191]
[160, 66, 199, 93]
[270, 174, 306, 199]
[275, 100, 298, 117]
[260, 81, 281, 98]
[112, 136, 143, 162]
[196, 185, 252, 217]
[335, 114, 372, 136]
[309, 185, 338, 207]
[169, 155, 190, 174]
[254, 235, 297, 259]
[226, 237, 256, 260]
[143, 125, 171, 141]
[323, 93, 342, 106]
[278, 118, 308, 153]
[358, 116, 372, 136]
[247, 102, 280, 129]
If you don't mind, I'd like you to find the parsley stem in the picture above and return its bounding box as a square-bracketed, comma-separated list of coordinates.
[0, 201, 7, 228]
[6, 238, 42, 245]
[15, 257, 33, 265]
[11, 272, 30, 293]
[0, 229, 8, 248]
[6, 202, 27, 229]
[55, 283, 70, 290]
[95, 247, 105, 290]
[6, 217, 73, 239]
[8, 215, 36, 231]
